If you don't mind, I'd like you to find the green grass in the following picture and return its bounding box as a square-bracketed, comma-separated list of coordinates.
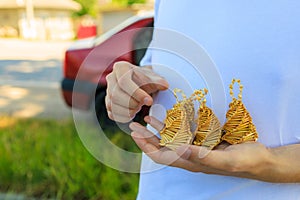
[0, 117, 140, 200]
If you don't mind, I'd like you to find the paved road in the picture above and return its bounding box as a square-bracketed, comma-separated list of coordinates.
[0, 39, 73, 119]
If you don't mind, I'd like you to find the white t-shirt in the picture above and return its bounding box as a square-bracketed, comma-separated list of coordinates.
[138, 1, 300, 199]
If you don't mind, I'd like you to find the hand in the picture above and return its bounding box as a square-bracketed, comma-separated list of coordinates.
[105, 61, 169, 123]
[130, 116, 300, 183]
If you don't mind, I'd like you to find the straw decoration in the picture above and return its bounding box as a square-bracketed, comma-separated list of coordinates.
[222, 79, 258, 144]
[159, 89, 194, 150]
[192, 89, 222, 149]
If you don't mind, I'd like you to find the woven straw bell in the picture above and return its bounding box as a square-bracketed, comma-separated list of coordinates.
[222, 79, 258, 144]
[192, 89, 223, 149]
[159, 89, 194, 150]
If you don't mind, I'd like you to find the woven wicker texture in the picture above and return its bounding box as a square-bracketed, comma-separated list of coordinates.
[192, 89, 222, 149]
[159, 89, 194, 150]
[222, 79, 258, 144]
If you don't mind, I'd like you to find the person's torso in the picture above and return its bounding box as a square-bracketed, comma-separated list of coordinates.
[138, 1, 300, 199]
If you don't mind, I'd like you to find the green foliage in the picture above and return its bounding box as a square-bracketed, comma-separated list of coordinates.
[73, 0, 99, 17]
[72, 0, 147, 17]
[112, 0, 146, 6]
[127, 0, 146, 5]
[0, 117, 140, 199]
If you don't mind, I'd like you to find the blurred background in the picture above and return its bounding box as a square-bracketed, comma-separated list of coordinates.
[0, 0, 153, 199]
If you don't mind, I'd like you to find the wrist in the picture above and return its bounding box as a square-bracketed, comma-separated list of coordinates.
[250, 147, 278, 177]
[242, 144, 281, 182]
[260, 147, 284, 180]
[252, 145, 299, 183]
[267, 145, 300, 182]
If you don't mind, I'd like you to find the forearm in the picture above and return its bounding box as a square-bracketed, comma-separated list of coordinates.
[266, 143, 300, 183]
[225, 143, 300, 183]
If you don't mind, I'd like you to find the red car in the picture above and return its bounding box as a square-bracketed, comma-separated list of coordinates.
[61, 12, 154, 126]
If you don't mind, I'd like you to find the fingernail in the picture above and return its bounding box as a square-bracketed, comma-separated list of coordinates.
[176, 145, 191, 160]
[198, 147, 211, 159]
[144, 97, 152, 105]
[158, 80, 169, 90]
[144, 116, 150, 123]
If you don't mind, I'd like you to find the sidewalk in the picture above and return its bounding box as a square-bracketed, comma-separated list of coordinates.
[0, 38, 71, 60]
[0, 38, 73, 119]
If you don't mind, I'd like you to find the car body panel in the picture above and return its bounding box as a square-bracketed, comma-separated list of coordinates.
[61, 13, 154, 110]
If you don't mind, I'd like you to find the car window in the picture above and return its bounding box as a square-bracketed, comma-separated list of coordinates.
[132, 22, 154, 65]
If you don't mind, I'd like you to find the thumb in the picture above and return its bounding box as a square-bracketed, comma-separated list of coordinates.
[133, 68, 169, 94]
[147, 74, 169, 91]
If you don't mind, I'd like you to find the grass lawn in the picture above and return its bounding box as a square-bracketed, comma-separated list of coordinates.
[0, 116, 140, 200]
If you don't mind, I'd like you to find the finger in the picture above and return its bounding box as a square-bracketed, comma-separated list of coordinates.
[114, 63, 153, 106]
[176, 145, 211, 161]
[144, 116, 164, 132]
[105, 95, 111, 112]
[175, 145, 193, 160]
[110, 85, 140, 109]
[131, 131, 161, 154]
[110, 103, 139, 119]
[131, 132, 191, 167]
[107, 73, 139, 109]
[214, 142, 230, 150]
[133, 68, 169, 93]
[129, 122, 160, 147]
[106, 73, 118, 111]
[141, 65, 153, 69]
[108, 110, 133, 123]
[106, 72, 117, 97]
